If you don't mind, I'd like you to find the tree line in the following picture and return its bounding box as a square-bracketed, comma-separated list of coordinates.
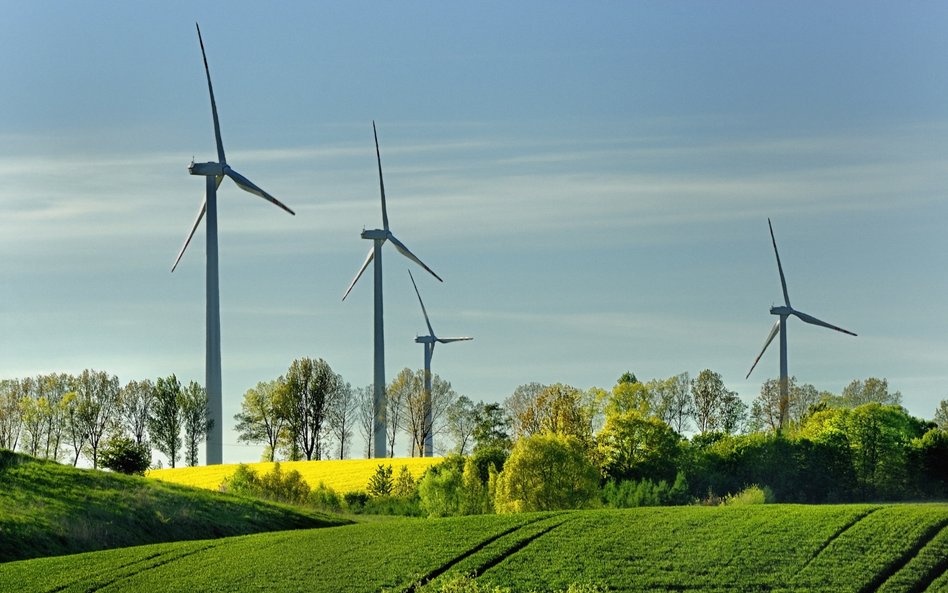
[0, 370, 209, 471]
[235, 361, 459, 461]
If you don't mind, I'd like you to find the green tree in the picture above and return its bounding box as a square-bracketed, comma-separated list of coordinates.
[393, 465, 417, 497]
[326, 379, 358, 460]
[181, 381, 212, 467]
[691, 370, 724, 433]
[149, 374, 183, 468]
[367, 464, 393, 497]
[445, 395, 478, 455]
[284, 357, 340, 460]
[460, 456, 490, 515]
[750, 378, 821, 433]
[934, 400, 948, 430]
[99, 434, 151, 475]
[75, 369, 121, 469]
[652, 373, 693, 434]
[418, 457, 465, 517]
[597, 410, 681, 483]
[494, 433, 599, 512]
[119, 379, 155, 446]
[400, 369, 458, 457]
[0, 379, 24, 451]
[507, 383, 595, 445]
[504, 382, 548, 438]
[234, 378, 288, 462]
[839, 377, 902, 408]
[800, 403, 921, 499]
[472, 402, 512, 452]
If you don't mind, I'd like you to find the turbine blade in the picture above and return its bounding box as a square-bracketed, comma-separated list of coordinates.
[373, 121, 389, 231]
[769, 218, 791, 308]
[746, 320, 780, 379]
[408, 269, 436, 337]
[196, 23, 226, 165]
[437, 337, 473, 343]
[389, 234, 443, 282]
[792, 310, 857, 337]
[226, 168, 296, 215]
[171, 198, 207, 272]
[342, 246, 375, 301]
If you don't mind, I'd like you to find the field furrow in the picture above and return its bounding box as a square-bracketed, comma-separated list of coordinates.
[876, 522, 948, 593]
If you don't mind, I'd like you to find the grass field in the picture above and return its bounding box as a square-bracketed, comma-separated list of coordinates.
[3, 504, 946, 592]
[0, 450, 346, 563]
[148, 456, 444, 493]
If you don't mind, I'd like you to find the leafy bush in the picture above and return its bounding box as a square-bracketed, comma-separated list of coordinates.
[494, 433, 599, 513]
[309, 481, 343, 512]
[98, 436, 151, 475]
[221, 462, 310, 505]
[723, 484, 774, 506]
[418, 460, 464, 517]
[343, 491, 369, 510]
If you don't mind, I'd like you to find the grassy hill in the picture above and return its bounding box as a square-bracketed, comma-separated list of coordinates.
[148, 456, 443, 493]
[3, 504, 946, 592]
[0, 450, 347, 563]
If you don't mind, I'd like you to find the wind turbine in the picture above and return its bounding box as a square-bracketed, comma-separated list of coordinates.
[745, 218, 856, 430]
[342, 122, 442, 458]
[408, 269, 472, 456]
[171, 23, 295, 466]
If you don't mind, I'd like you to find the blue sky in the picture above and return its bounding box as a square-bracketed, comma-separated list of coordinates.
[2, 2, 947, 462]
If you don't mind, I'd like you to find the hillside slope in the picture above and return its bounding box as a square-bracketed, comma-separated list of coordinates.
[0, 450, 347, 563]
[148, 456, 443, 493]
[2, 504, 946, 592]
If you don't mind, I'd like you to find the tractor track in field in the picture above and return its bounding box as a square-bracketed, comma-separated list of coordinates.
[794, 507, 880, 577]
[468, 517, 571, 577]
[77, 542, 221, 593]
[400, 515, 565, 593]
[867, 520, 948, 593]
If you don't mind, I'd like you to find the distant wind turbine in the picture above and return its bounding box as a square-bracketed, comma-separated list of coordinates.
[745, 218, 856, 430]
[342, 122, 442, 458]
[171, 23, 295, 466]
[408, 269, 472, 456]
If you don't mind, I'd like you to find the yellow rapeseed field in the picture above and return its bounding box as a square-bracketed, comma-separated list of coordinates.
[148, 456, 444, 493]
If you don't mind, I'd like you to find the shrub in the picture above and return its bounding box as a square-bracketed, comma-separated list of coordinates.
[723, 484, 774, 506]
[221, 462, 310, 505]
[309, 481, 343, 512]
[99, 435, 151, 475]
[418, 461, 464, 517]
[343, 491, 369, 510]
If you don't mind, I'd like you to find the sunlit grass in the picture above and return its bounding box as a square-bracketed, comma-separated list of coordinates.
[148, 456, 443, 493]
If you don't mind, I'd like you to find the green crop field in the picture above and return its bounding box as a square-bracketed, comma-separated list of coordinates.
[0, 451, 347, 563]
[2, 504, 946, 592]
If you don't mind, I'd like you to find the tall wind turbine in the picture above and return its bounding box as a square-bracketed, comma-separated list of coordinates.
[342, 122, 442, 458]
[172, 23, 295, 465]
[745, 218, 856, 430]
[408, 269, 472, 456]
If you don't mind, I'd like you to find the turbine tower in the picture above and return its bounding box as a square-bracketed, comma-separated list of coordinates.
[408, 269, 472, 457]
[343, 122, 442, 458]
[172, 23, 295, 465]
[745, 218, 856, 430]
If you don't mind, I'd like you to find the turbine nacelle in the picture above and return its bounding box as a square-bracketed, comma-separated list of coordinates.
[769, 305, 793, 316]
[189, 161, 225, 177]
[361, 228, 390, 241]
